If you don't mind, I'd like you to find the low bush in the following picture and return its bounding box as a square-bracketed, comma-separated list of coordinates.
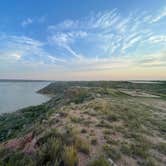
[62, 146, 78, 166]
[75, 136, 90, 155]
[96, 120, 111, 128]
[156, 142, 166, 155]
[103, 144, 121, 161]
[91, 138, 98, 145]
[36, 137, 62, 165]
[0, 150, 34, 166]
[104, 136, 118, 145]
[106, 112, 118, 122]
[70, 116, 83, 123]
[88, 156, 110, 166]
[120, 143, 132, 156]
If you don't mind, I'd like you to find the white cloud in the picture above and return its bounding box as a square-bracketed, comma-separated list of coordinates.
[48, 19, 79, 31]
[21, 18, 33, 27]
[47, 8, 166, 59]
[10, 53, 22, 60]
[48, 31, 87, 59]
[1, 6, 166, 77]
[62, 51, 166, 71]
[150, 6, 166, 23]
[0, 35, 65, 64]
[148, 35, 166, 43]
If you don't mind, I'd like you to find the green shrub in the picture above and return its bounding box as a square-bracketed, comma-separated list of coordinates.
[36, 137, 62, 165]
[70, 116, 82, 123]
[106, 112, 118, 122]
[104, 136, 118, 145]
[141, 158, 157, 166]
[0, 150, 34, 166]
[88, 156, 110, 166]
[120, 143, 132, 156]
[96, 120, 111, 128]
[132, 144, 149, 158]
[37, 128, 61, 146]
[71, 88, 89, 104]
[91, 138, 98, 145]
[62, 146, 78, 166]
[0, 104, 50, 142]
[61, 126, 77, 146]
[75, 137, 90, 155]
[103, 144, 121, 161]
[156, 142, 166, 155]
[103, 129, 111, 135]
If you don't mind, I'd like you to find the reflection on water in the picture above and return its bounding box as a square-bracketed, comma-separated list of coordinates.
[0, 81, 50, 114]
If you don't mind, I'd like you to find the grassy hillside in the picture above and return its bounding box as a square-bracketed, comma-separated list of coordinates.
[0, 81, 166, 166]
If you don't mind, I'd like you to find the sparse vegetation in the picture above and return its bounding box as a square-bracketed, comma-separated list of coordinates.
[88, 156, 110, 166]
[91, 138, 98, 145]
[155, 142, 166, 155]
[63, 146, 78, 166]
[103, 144, 121, 161]
[75, 136, 90, 155]
[0, 81, 166, 165]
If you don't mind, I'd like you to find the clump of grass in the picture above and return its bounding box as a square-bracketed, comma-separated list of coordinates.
[155, 142, 166, 155]
[139, 158, 157, 166]
[82, 119, 92, 126]
[0, 149, 34, 166]
[121, 139, 151, 159]
[88, 156, 110, 166]
[75, 136, 90, 155]
[132, 137, 151, 158]
[70, 116, 83, 123]
[36, 137, 62, 166]
[96, 120, 111, 128]
[103, 129, 111, 135]
[70, 88, 90, 104]
[103, 144, 121, 161]
[93, 101, 110, 115]
[89, 129, 95, 136]
[62, 146, 78, 166]
[61, 126, 77, 146]
[104, 136, 118, 145]
[106, 112, 118, 122]
[85, 109, 97, 116]
[0, 104, 50, 142]
[91, 138, 98, 145]
[120, 143, 132, 156]
[36, 128, 61, 146]
[59, 111, 68, 118]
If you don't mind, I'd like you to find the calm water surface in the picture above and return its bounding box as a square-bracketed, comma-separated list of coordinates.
[0, 81, 50, 114]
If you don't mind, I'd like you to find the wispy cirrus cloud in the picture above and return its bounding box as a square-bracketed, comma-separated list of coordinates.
[47, 7, 166, 62]
[48, 31, 87, 59]
[148, 35, 166, 43]
[21, 16, 47, 27]
[1, 6, 166, 78]
[0, 35, 66, 65]
[150, 6, 166, 23]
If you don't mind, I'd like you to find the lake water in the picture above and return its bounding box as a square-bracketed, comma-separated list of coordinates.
[0, 81, 51, 114]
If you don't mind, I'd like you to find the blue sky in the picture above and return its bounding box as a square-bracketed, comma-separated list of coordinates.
[0, 0, 166, 80]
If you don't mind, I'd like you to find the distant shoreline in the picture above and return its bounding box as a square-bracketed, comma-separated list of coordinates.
[0, 79, 165, 82]
[0, 79, 52, 82]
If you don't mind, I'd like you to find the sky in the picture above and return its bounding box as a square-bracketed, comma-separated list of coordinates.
[0, 0, 166, 80]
